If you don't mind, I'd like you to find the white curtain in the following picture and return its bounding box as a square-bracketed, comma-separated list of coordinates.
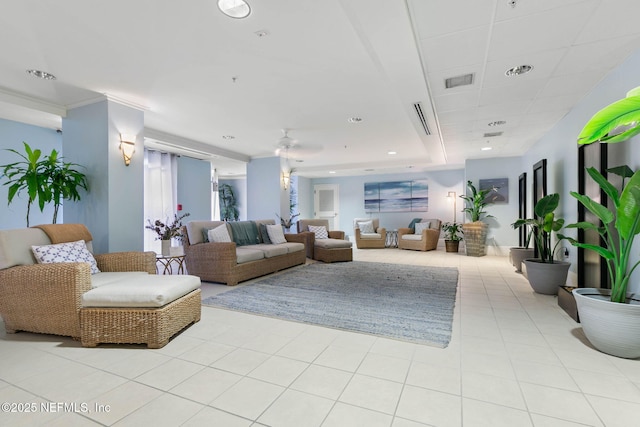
[144, 149, 178, 252]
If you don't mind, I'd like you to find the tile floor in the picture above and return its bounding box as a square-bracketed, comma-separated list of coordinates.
[1, 248, 639, 426]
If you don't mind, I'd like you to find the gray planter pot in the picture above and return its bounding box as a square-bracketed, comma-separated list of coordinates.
[573, 288, 640, 359]
[510, 247, 534, 273]
[523, 259, 570, 295]
[462, 221, 488, 257]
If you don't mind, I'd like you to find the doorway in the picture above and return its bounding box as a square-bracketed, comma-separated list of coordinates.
[314, 184, 339, 230]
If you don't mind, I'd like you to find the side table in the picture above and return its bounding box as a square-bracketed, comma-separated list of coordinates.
[386, 230, 398, 248]
[156, 254, 186, 275]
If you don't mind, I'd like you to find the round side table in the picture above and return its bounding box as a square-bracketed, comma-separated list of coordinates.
[156, 254, 186, 275]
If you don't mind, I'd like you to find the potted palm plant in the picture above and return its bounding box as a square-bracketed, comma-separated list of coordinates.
[442, 222, 463, 253]
[563, 86, 640, 358]
[509, 224, 534, 273]
[512, 193, 570, 295]
[460, 180, 494, 256]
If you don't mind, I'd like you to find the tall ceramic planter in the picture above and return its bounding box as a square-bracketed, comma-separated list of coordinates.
[523, 259, 570, 295]
[462, 221, 488, 257]
[510, 247, 534, 273]
[573, 288, 640, 359]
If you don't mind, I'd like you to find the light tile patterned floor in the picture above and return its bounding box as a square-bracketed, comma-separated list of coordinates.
[1, 248, 639, 426]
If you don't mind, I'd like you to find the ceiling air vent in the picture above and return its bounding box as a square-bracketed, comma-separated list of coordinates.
[413, 102, 431, 136]
[483, 131, 503, 138]
[444, 73, 474, 89]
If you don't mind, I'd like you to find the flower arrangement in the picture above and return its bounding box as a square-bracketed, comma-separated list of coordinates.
[276, 212, 300, 229]
[145, 212, 190, 240]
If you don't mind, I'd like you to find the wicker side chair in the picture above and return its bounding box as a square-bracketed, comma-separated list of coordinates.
[297, 219, 353, 262]
[353, 218, 387, 249]
[398, 219, 442, 251]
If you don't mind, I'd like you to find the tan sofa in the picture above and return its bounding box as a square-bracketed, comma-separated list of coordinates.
[353, 218, 387, 249]
[398, 218, 442, 251]
[0, 224, 201, 348]
[183, 219, 306, 286]
[297, 219, 353, 262]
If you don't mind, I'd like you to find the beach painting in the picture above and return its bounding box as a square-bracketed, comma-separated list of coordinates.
[365, 179, 428, 212]
[479, 178, 508, 204]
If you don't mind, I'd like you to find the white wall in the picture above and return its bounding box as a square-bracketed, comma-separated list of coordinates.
[177, 156, 212, 221]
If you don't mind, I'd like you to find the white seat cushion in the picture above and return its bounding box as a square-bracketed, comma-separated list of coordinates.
[315, 238, 352, 249]
[401, 234, 423, 241]
[279, 242, 305, 253]
[236, 248, 265, 264]
[247, 244, 288, 258]
[82, 274, 201, 308]
[91, 271, 149, 288]
[360, 233, 382, 240]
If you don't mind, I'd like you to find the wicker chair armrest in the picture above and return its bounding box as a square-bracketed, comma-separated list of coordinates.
[0, 262, 92, 308]
[328, 230, 346, 240]
[421, 229, 440, 246]
[95, 251, 157, 274]
[297, 231, 315, 258]
[397, 227, 412, 237]
[376, 227, 387, 238]
[284, 233, 307, 244]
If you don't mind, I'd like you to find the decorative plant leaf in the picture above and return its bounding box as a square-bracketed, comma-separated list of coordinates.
[578, 96, 640, 145]
[570, 191, 614, 224]
[616, 171, 640, 239]
[586, 166, 620, 207]
[534, 193, 559, 217]
[569, 241, 615, 260]
[607, 165, 635, 179]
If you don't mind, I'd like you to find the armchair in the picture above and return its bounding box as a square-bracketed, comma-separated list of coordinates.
[398, 219, 442, 251]
[297, 219, 353, 262]
[353, 218, 386, 249]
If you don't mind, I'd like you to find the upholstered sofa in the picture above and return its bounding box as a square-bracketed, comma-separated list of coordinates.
[0, 224, 202, 348]
[353, 218, 387, 249]
[183, 219, 306, 285]
[296, 219, 353, 262]
[398, 218, 442, 251]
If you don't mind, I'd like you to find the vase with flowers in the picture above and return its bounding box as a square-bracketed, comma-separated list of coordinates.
[145, 212, 190, 255]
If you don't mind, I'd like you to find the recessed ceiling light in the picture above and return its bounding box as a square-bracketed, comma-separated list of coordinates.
[329, 171, 336, 174]
[222, 135, 235, 140]
[26, 69, 56, 80]
[348, 117, 363, 123]
[481, 146, 493, 151]
[218, 0, 251, 19]
[505, 65, 533, 76]
[388, 151, 397, 155]
[445, 73, 475, 89]
[483, 131, 503, 138]
[488, 120, 506, 127]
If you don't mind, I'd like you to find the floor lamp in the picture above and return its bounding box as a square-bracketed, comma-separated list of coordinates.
[447, 191, 457, 223]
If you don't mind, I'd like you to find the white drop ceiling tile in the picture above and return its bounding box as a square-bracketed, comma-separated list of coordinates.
[408, 0, 494, 40]
[420, 26, 490, 73]
[488, 1, 598, 60]
[494, 0, 594, 22]
[555, 35, 640, 76]
[473, 115, 523, 132]
[479, 80, 545, 106]
[538, 69, 608, 99]
[527, 93, 586, 115]
[482, 48, 568, 87]
[434, 90, 481, 113]
[520, 110, 568, 126]
[475, 100, 532, 121]
[575, 0, 640, 44]
[440, 121, 475, 135]
[437, 108, 478, 125]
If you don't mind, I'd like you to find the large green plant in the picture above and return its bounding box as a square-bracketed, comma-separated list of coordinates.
[512, 193, 567, 264]
[219, 183, 239, 221]
[1, 142, 88, 226]
[460, 180, 494, 222]
[566, 86, 640, 303]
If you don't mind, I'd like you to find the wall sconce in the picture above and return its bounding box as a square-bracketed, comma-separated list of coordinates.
[447, 191, 457, 223]
[281, 171, 290, 190]
[119, 134, 136, 166]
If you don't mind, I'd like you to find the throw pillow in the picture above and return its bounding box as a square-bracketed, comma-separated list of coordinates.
[414, 222, 431, 235]
[358, 220, 375, 234]
[407, 218, 422, 233]
[266, 224, 287, 244]
[259, 223, 272, 244]
[208, 224, 232, 243]
[32, 240, 100, 274]
[308, 224, 329, 239]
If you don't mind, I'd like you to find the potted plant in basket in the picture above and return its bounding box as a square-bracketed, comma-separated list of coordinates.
[442, 222, 463, 253]
[460, 180, 495, 256]
[145, 212, 190, 256]
[512, 193, 570, 295]
[562, 86, 640, 358]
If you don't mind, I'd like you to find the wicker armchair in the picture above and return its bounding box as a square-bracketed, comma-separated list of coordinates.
[398, 219, 442, 251]
[297, 219, 353, 262]
[353, 218, 386, 249]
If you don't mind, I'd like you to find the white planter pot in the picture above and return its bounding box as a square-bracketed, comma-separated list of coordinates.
[510, 247, 534, 273]
[573, 288, 640, 359]
[523, 259, 570, 295]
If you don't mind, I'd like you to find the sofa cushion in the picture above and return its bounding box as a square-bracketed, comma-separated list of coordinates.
[91, 271, 150, 288]
[279, 242, 305, 253]
[266, 224, 287, 244]
[32, 240, 100, 274]
[414, 222, 431, 234]
[236, 247, 265, 264]
[308, 225, 329, 239]
[0, 228, 51, 270]
[81, 274, 201, 308]
[407, 218, 422, 233]
[315, 238, 352, 249]
[357, 220, 375, 233]
[247, 244, 289, 258]
[208, 224, 232, 243]
[228, 221, 260, 246]
[258, 223, 272, 244]
[360, 233, 382, 240]
[186, 220, 226, 245]
[402, 234, 423, 241]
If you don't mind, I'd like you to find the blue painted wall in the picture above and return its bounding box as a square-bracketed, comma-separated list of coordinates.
[177, 156, 212, 221]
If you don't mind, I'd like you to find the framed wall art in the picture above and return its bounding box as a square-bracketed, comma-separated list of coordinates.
[365, 179, 428, 212]
[479, 178, 508, 203]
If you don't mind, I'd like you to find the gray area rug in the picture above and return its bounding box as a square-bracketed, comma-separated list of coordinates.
[202, 261, 459, 347]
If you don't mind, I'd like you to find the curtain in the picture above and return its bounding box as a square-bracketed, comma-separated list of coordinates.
[144, 149, 178, 252]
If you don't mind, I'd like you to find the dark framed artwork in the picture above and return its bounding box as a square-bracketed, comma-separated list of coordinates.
[364, 179, 428, 212]
[479, 178, 508, 203]
[532, 159, 547, 258]
[518, 173, 527, 247]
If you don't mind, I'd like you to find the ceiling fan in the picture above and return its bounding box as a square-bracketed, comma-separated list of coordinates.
[274, 129, 322, 158]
